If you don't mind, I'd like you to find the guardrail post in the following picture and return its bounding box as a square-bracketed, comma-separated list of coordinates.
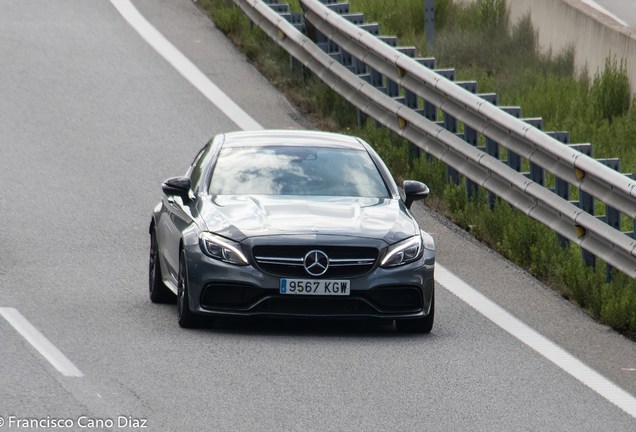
[487, 104, 516, 208]
[485, 137, 499, 209]
[579, 150, 596, 268]
[416, 58, 437, 122]
[445, 110, 459, 186]
[447, 160, 461, 185]
[566, 143, 596, 267]
[354, 58, 367, 75]
[424, 0, 435, 46]
[508, 115, 538, 174]
[369, 68, 384, 94]
[500, 106, 522, 172]
[434, 68, 460, 185]
[548, 132, 571, 235]
[546, 131, 570, 249]
[598, 159, 621, 233]
[424, 100, 437, 122]
[404, 85, 421, 160]
[549, 132, 572, 247]
[522, 118, 546, 186]
[413, 58, 437, 160]
[507, 152, 521, 172]
[474, 93, 499, 208]
[624, 174, 636, 246]
[580, 188, 596, 268]
[464, 124, 479, 197]
[599, 159, 622, 281]
[554, 175, 570, 248]
[530, 150, 546, 184]
[387, 79, 399, 97]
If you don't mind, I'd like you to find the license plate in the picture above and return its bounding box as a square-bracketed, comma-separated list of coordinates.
[280, 279, 350, 296]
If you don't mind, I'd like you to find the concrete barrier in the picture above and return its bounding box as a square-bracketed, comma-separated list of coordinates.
[507, 0, 636, 95]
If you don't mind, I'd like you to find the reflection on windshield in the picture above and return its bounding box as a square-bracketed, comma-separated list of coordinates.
[209, 146, 389, 198]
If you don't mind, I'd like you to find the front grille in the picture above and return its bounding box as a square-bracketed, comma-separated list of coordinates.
[253, 245, 378, 278]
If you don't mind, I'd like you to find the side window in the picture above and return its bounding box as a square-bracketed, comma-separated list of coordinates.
[189, 144, 212, 194]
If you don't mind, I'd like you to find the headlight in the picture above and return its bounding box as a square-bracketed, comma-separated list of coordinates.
[380, 235, 423, 268]
[421, 230, 435, 251]
[199, 232, 249, 265]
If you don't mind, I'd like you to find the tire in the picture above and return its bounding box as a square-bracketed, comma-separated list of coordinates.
[177, 249, 213, 329]
[396, 291, 434, 333]
[149, 228, 175, 303]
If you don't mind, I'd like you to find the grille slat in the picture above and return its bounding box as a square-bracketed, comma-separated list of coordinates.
[254, 256, 304, 266]
[252, 245, 378, 278]
[329, 258, 375, 267]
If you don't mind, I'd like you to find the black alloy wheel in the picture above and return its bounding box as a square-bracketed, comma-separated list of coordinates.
[149, 228, 175, 303]
[177, 249, 212, 328]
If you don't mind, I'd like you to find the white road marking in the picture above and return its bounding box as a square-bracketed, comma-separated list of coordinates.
[109, 0, 636, 420]
[0, 307, 83, 377]
[435, 264, 636, 420]
[580, 0, 629, 27]
[108, 0, 264, 131]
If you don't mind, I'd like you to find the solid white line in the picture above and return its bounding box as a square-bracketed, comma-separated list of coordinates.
[435, 264, 636, 420]
[580, 0, 629, 28]
[110, 0, 636, 419]
[108, 0, 264, 131]
[0, 307, 83, 377]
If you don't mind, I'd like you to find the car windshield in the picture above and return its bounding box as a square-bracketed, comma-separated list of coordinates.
[209, 146, 390, 198]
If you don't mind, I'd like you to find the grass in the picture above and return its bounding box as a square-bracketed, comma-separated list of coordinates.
[196, 0, 636, 339]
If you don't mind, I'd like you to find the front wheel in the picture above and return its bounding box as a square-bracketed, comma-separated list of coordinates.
[177, 250, 213, 329]
[396, 291, 434, 333]
[149, 228, 175, 303]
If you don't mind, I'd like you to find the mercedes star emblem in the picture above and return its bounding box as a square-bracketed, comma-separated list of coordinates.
[304, 250, 329, 276]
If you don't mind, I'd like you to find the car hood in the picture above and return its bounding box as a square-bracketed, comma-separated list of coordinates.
[198, 195, 417, 244]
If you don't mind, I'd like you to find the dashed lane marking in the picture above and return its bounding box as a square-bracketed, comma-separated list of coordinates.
[0, 307, 83, 377]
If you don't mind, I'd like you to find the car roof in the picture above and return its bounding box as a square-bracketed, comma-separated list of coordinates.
[220, 130, 366, 150]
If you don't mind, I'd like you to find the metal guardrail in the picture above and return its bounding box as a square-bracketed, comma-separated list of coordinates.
[232, 0, 636, 279]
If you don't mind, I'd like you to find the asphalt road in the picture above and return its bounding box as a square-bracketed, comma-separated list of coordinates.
[1, 0, 635, 430]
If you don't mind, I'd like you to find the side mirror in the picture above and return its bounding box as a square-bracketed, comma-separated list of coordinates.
[404, 180, 429, 209]
[162, 176, 192, 201]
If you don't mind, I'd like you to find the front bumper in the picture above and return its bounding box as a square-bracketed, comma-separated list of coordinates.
[183, 240, 435, 319]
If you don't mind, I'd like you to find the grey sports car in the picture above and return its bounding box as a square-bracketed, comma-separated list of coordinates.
[149, 130, 435, 332]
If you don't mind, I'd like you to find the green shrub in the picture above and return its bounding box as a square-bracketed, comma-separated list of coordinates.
[479, 0, 508, 36]
[410, 156, 447, 201]
[315, 85, 358, 128]
[444, 181, 467, 217]
[590, 55, 630, 124]
[600, 272, 636, 331]
[207, 0, 246, 34]
[557, 246, 603, 313]
[500, 210, 561, 277]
